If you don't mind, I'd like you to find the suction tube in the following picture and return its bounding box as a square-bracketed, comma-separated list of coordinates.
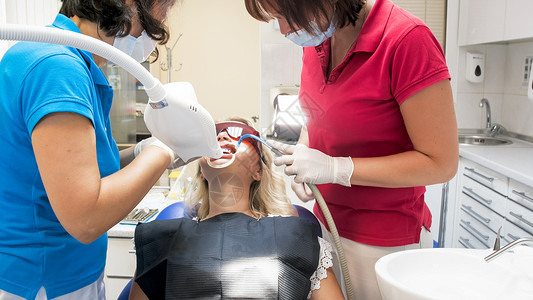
[308, 183, 354, 300]
[0, 24, 222, 161]
[238, 135, 355, 300]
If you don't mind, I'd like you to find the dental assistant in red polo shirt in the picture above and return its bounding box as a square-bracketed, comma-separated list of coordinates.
[245, 0, 459, 298]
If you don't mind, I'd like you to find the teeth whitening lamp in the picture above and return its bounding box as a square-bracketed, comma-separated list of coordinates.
[0, 24, 355, 300]
[0, 24, 222, 162]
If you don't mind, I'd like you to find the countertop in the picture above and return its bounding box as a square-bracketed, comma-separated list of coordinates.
[459, 133, 533, 187]
[108, 190, 177, 238]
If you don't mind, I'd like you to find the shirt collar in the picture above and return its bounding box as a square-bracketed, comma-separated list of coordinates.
[353, 0, 393, 53]
[50, 14, 109, 86]
[318, 0, 393, 55]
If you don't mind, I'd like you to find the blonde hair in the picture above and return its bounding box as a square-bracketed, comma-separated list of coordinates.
[185, 117, 296, 219]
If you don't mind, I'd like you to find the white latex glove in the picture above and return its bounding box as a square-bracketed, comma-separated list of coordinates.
[134, 137, 190, 170]
[269, 141, 354, 187]
[290, 178, 315, 202]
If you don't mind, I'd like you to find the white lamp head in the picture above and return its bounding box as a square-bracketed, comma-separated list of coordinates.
[144, 82, 222, 161]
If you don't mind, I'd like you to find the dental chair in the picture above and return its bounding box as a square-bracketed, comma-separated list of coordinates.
[116, 201, 322, 300]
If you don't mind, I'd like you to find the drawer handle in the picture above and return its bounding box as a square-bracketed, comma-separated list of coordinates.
[511, 190, 533, 204]
[460, 219, 489, 241]
[461, 205, 491, 223]
[506, 233, 520, 241]
[106, 274, 134, 279]
[463, 187, 493, 205]
[509, 211, 533, 228]
[128, 249, 136, 254]
[458, 236, 475, 249]
[464, 167, 495, 183]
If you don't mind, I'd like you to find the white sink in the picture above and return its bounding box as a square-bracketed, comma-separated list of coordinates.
[375, 247, 533, 300]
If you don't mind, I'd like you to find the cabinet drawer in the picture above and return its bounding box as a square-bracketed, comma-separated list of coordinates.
[106, 237, 136, 277]
[457, 211, 495, 249]
[508, 179, 533, 212]
[505, 199, 533, 235]
[459, 197, 503, 234]
[456, 226, 489, 249]
[501, 220, 533, 247]
[462, 160, 508, 196]
[105, 277, 131, 300]
[460, 176, 507, 216]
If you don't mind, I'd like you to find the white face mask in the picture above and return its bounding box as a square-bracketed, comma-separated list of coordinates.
[113, 30, 158, 63]
[285, 21, 335, 47]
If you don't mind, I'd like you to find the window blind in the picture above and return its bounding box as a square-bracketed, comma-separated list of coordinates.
[0, 0, 61, 59]
[392, 0, 447, 49]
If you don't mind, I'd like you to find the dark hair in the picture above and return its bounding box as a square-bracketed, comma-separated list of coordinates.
[59, 0, 132, 37]
[60, 0, 177, 61]
[133, 0, 175, 61]
[133, 0, 175, 44]
[244, 0, 365, 34]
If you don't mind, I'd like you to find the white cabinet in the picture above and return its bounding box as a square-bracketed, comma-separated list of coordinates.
[452, 158, 533, 249]
[504, 0, 533, 41]
[458, 0, 533, 46]
[104, 237, 136, 299]
[458, 0, 505, 45]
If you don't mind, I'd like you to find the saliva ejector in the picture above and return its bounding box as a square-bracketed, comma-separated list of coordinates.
[0, 24, 222, 161]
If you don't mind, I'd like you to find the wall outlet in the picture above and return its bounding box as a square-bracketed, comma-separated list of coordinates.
[528, 59, 533, 101]
[523, 55, 533, 87]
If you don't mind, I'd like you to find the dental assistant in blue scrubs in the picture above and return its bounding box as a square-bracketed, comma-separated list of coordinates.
[0, 0, 177, 299]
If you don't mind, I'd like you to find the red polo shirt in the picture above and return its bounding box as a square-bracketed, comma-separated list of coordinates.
[300, 0, 450, 246]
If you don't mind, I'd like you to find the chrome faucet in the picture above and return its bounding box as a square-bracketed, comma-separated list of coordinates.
[488, 123, 506, 137]
[479, 98, 506, 137]
[484, 237, 533, 262]
[480, 98, 491, 129]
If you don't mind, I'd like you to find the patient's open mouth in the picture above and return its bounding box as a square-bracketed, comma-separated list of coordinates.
[222, 144, 236, 154]
[218, 144, 236, 158]
[208, 143, 237, 168]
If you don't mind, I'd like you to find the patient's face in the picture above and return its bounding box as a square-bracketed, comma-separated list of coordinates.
[199, 127, 261, 183]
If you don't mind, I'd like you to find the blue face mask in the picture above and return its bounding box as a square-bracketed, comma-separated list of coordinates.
[285, 21, 335, 47]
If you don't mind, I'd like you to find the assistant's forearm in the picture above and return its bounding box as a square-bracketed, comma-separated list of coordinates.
[69, 147, 169, 243]
[349, 150, 458, 188]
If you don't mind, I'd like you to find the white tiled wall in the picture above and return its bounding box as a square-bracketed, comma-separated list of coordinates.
[447, 0, 533, 136]
[453, 42, 533, 136]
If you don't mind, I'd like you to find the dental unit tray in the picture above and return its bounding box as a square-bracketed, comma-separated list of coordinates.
[121, 208, 159, 225]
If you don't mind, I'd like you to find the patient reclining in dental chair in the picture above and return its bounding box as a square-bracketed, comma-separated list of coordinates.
[128, 117, 344, 300]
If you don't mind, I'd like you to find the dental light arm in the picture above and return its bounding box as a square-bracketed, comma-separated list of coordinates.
[0, 24, 222, 161]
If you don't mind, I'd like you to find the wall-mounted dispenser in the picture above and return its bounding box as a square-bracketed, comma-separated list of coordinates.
[466, 52, 485, 83]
